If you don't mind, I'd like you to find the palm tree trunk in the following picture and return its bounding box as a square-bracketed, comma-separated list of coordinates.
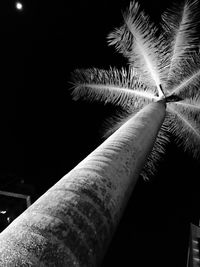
[0, 101, 166, 267]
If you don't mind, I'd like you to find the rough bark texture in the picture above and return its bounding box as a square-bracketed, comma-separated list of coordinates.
[0, 102, 166, 266]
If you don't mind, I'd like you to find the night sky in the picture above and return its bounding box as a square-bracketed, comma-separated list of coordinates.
[0, 0, 199, 266]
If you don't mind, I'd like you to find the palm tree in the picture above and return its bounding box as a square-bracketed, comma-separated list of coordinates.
[0, 0, 199, 266]
[71, 0, 200, 177]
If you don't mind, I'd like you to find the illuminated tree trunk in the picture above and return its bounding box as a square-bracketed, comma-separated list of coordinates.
[0, 101, 166, 266]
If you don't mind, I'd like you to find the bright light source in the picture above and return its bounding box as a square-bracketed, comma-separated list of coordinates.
[0, 210, 7, 214]
[15, 2, 23, 11]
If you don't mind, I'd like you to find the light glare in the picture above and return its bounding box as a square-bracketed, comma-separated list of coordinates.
[16, 2, 23, 11]
[0, 210, 6, 214]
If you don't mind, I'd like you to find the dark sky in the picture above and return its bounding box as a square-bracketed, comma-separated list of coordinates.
[0, 0, 199, 266]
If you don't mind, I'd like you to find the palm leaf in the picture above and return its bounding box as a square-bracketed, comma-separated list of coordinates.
[167, 102, 200, 158]
[70, 66, 158, 109]
[107, 0, 167, 97]
[175, 96, 200, 113]
[161, 0, 200, 88]
[168, 53, 200, 98]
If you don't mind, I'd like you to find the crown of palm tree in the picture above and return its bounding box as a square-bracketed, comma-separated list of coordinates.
[70, 0, 200, 179]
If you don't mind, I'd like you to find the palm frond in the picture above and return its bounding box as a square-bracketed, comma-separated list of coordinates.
[161, 0, 200, 87]
[167, 103, 200, 158]
[175, 96, 200, 112]
[107, 1, 167, 97]
[70, 67, 158, 109]
[107, 24, 133, 59]
[168, 53, 200, 97]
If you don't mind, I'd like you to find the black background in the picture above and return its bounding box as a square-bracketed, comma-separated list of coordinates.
[0, 0, 199, 266]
